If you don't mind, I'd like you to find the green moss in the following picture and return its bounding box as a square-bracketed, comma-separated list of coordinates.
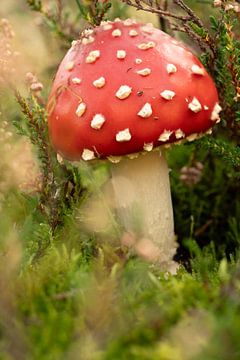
[0, 0, 240, 358]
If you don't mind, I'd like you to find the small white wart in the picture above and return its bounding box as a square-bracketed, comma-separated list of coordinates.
[83, 29, 94, 36]
[128, 153, 139, 159]
[158, 130, 172, 142]
[103, 24, 113, 31]
[72, 77, 81, 84]
[191, 64, 204, 75]
[116, 85, 132, 99]
[57, 153, 63, 164]
[101, 20, 109, 26]
[112, 29, 122, 37]
[160, 90, 175, 100]
[86, 50, 100, 64]
[107, 156, 122, 163]
[135, 58, 142, 64]
[91, 114, 105, 130]
[137, 42, 155, 50]
[167, 64, 177, 74]
[123, 19, 135, 26]
[211, 103, 222, 121]
[141, 26, 154, 34]
[82, 149, 95, 161]
[65, 61, 74, 71]
[82, 36, 94, 45]
[138, 103, 152, 118]
[146, 23, 154, 28]
[137, 68, 151, 76]
[93, 77, 105, 88]
[143, 142, 153, 152]
[71, 40, 78, 47]
[187, 133, 198, 142]
[116, 128, 131, 142]
[188, 97, 202, 113]
[175, 129, 185, 139]
[76, 102, 87, 117]
[117, 50, 126, 59]
[129, 29, 138, 37]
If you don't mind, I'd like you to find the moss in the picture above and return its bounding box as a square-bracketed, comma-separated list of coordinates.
[0, 0, 240, 359]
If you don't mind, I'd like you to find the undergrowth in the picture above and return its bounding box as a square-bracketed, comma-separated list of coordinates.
[0, 0, 239, 359]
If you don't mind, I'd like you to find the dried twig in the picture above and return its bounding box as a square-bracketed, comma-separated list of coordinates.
[173, 0, 204, 28]
[122, 0, 192, 21]
[121, 0, 216, 55]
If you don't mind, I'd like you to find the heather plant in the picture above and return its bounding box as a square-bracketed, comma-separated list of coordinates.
[0, 1, 239, 359]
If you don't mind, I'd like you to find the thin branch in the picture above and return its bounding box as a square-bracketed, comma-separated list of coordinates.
[121, 0, 215, 55]
[121, 0, 192, 21]
[173, 0, 204, 28]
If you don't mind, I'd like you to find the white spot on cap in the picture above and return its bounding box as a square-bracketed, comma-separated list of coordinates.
[135, 58, 142, 64]
[83, 29, 94, 36]
[129, 29, 138, 37]
[187, 133, 198, 142]
[164, 144, 171, 149]
[102, 23, 113, 31]
[188, 97, 202, 113]
[82, 149, 95, 161]
[116, 128, 131, 142]
[107, 156, 122, 163]
[137, 103, 152, 118]
[191, 65, 204, 75]
[89, 50, 100, 58]
[160, 90, 175, 100]
[175, 129, 185, 139]
[128, 153, 138, 159]
[65, 61, 74, 71]
[158, 130, 172, 142]
[117, 50, 126, 59]
[141, 25, 154, 34]
[91, 114, 105, 130]
[93, 76, 105, 88]
[57, 153, 64, 164]
[137, 42, 155, 50]
[76, 102, 87, 117]
[86, 50, 100, 63]
[204, 105, 209, 110]
[71, 40, 78, 47]
[143, 143, 153, 152]
[116, 85, 132, 99]
[82, 36, 94, 45]
[112, 29, 122, 37]
[211, 103, 222, 122]
[114, 18, 121, 22]
[137, 68, 151, 76]
[123, 19, 135, 26]
[167, 64, 177, 74]
[72, 77, 81, 84]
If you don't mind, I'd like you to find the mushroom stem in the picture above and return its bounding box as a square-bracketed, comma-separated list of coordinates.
[110, 150, 177, 272]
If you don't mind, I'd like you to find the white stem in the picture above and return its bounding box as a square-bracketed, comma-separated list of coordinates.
[110, 150, 177, 272]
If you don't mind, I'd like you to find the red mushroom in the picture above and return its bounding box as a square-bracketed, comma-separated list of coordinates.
[47, 19, 221, 271]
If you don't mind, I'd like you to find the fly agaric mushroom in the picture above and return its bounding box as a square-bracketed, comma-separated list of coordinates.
[47, 19, 221, 271]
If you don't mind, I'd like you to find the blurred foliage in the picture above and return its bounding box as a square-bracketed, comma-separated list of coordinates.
[0, 0, 240, 359]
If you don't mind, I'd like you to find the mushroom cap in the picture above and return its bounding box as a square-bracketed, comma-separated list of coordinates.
[47, 19, 221, 161]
